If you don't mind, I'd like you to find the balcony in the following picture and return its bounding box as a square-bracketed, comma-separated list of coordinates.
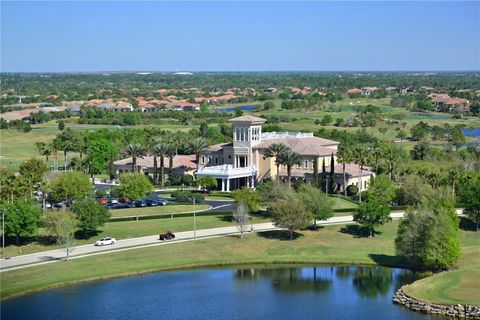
[260, 131, 313, 140]
[196, 164, 257, 179]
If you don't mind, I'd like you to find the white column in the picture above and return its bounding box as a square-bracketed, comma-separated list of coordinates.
[246, 176, 250, 188]
[226, 179, 230, 192]
[250, 176, 254, 189]
[221, 179, 225, 192]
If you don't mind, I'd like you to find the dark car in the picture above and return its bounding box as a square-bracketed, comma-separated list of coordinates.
[134, 199, 147, 208]
[159, 231, 175, 241]
[108, 203, 134, 210]
[145, 199, 167, 207]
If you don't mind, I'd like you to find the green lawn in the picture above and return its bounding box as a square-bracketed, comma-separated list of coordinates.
[1, 220, 478, 303]
[0, 211, 270, 257]
[403, 228, 480, 305]
[331, 197, 358, 210]
[109, 204, 211, 218]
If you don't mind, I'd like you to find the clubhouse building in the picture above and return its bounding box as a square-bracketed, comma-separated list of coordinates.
[114, 115, 374, 193]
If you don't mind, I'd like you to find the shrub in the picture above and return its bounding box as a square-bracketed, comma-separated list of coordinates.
[346, 184, 358, 197]
[171, 190, 204, 204]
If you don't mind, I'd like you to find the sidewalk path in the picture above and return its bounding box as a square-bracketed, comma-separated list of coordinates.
[0, 209, 463, 271]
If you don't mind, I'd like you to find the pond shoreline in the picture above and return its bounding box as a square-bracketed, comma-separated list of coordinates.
[2, 260, 388, 300]
[393, 288, 480, 319]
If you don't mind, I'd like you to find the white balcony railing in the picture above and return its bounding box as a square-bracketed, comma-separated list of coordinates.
[260, 131, 313, 140]
[196, 164, 256, 178]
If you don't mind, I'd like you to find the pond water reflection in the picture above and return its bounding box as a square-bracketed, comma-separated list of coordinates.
[2, 266, 439, 320]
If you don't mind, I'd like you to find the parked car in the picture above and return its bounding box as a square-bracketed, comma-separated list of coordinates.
[42, 202, 52, 209]
[109, 198, 119, 204]
[53, 201, 65, 208]
[134, 199, 147, 207]
[159, 231, 175, 241]
[95, 237, 116, 246]
[107, 203, 134, 210]
[145, 199, 167, 207]
[119, 197, 132, 204]
[98, 198, 109, 205]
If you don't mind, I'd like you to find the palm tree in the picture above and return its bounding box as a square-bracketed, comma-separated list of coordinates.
[153, 143, 171, 187]
[278, 148, 301, 188]
[167, 146, 176, 175]
[353, 145, 370, 203]
[35, 142, 46, 156]
[50, 141, 60, 171]
[188, 138, 209, 170]
[336, 144, 352, 196]
[124, 144, 144, 172]
[42, 145, 52, 167]
[264, 143, 288, 180]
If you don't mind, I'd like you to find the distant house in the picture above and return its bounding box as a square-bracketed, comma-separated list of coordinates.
[96, 102, 133, 112]
[65, 103, 83, 116]
[111, 102, 134, 112]
[347, 88, 361, 94]
[1, 109, 35, 122]
[428, 93, 470, 112]
[399, 87, 414, 95]
[265, 87, 277, 93]
[361, 87, 378, 96]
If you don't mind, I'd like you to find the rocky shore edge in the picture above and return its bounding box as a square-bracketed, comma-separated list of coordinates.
[393, 288, 480, 319]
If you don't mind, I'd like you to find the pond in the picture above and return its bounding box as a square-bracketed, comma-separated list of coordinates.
[412, 112, 450, 119]
[215, 104, 258, 113]
[463, 128, 480, 138]
[1, 266, 439, 320]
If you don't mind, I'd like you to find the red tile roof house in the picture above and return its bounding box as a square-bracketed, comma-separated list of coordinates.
[114, 155, 197, 178]
[347, 88, 362, 94]
[194, 94, 236, 104]
[428, 93, 470, 112]
[361, 87, 379, 96]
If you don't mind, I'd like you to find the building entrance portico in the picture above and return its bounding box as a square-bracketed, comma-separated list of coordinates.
[196, 164, 256, 192]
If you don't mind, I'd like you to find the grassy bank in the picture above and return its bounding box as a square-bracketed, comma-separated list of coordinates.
[1, 211, 270, 257]
[403, 227, 480, 305]
[109, 204, 211, 218]
[2, 220, 477, 303]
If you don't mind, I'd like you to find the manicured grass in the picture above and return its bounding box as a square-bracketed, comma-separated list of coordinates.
[0, 212, 270, 257]
[2, 221, 478, 303]
[109, 204, 211, 218]
[331, 197, 358, 210]
[403, 228, 480, 305]
[1, 221, 400, 299]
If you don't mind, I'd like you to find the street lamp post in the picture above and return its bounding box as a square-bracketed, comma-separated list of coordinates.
[193, 197, 196, 240]
[2, 210, 4, 256]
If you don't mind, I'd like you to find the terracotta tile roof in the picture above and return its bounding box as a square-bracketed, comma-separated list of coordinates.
[114, 155, 197, 170]
[228, 115, 266, 124]
[347, 88, 361, 94]
[255, 136, 338, 156]
[206, 143, 233, 152]
[279, 163, 373, 178]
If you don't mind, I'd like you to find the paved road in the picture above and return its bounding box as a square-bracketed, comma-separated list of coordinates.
[0, 209, 463, 271]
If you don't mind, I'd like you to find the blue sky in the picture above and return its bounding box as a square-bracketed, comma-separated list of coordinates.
[1, 1, 479, 72]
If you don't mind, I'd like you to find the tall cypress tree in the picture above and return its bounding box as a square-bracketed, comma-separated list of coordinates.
[312, 157, 319, 188]
[321, 158, 326, 193]
[329, 153, 335, 194]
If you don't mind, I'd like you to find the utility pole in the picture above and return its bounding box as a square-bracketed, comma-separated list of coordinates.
[193, 197, 196, 240]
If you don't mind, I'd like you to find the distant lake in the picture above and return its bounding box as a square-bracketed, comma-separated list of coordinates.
[216, 104, 258, 113]
[1, 265, 439, 320]
[463, 128, 480, 138]
[412, 113, 449, 119]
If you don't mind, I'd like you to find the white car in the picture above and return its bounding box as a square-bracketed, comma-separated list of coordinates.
[95, 237, 116, 246]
